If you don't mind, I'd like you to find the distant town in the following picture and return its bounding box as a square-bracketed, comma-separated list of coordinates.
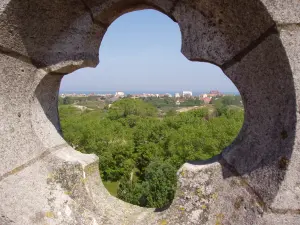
[60, 90, 236, 105]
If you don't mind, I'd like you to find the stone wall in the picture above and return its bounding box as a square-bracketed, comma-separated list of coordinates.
[0, 0, 299, 224]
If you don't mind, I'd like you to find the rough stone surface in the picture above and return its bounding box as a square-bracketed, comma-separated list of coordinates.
[259, 214, 300, 225]
[0, 54, 47, 176]
[83, 0, 177, 25]
[268, 24, 300, 211]
[222, 33, 297, 206]
[0, 0, 106, 69]
[171, 0, 274, 65]
[260, 0, 300, 24]
[151, 160, 266, 225]
[31, 72, 67, 148]
[0, 0, 300, 224]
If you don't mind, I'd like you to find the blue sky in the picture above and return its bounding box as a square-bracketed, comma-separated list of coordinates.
[60, 9, 238, 93]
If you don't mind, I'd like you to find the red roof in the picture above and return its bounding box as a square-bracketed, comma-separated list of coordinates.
[202, 97, 212, 104]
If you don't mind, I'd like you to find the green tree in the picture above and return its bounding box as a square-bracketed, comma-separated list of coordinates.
[59, 98, 244, 208]
[141, 160, 177, 208]
[117, 160, 177, 208]
[108, 98, 157, 119]
[63, 96, 73, 105]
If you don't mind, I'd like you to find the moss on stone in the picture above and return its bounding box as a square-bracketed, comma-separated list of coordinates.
[80, 177, 87, 184]
[256, 199, 266, 209]
[160, 219, 168, 225]
[64, 190, 72, 195]
[179, 206, 185, 211]
[180, 169, 186, 177]
[280, 130, 288, 139]
[234, 196, 244, 210]
[279, 156, 289, 170]
[229, 179, 238, 187]
[211, 193, 218, 200]
[215, 213, 224, 225]
[45, 211, 54, 218]
[10, 166, 23, 175]
[177, 190, 185, 197]
[85, 164, 98, 176]
[196, 188, 203, 198]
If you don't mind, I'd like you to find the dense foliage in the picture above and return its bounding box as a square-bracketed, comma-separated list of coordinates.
[143, 97, 175, 108]
[59, 97, 243, 208]
[143, 97, 203, 108]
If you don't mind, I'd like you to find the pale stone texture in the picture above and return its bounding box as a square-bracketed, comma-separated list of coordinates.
[260, 0, 300, 24]
[0, 146, 155, 225]
[0, 146, 103, 225]
[259, 214, 300, 225]
[0, 54, 47, 176]
[0, 0, 300, 224]
[31, 72, 67, 149]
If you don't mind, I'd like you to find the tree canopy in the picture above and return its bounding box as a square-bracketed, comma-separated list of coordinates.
[59, 97, 244, 208]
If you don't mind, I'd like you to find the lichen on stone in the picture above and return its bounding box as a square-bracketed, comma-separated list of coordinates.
[234, 196, 244, 210]
[215, 213, 224, 225]
[160, 219, 168, 225]
[45, 211, 55, 218]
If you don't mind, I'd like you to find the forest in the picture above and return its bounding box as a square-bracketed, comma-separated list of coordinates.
[59, 96, 243, 208]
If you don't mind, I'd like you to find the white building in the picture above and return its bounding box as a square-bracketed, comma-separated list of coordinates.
[183, 91, 193, 97]
[115, 91, 125, 98]
[175, 93, 180, 98]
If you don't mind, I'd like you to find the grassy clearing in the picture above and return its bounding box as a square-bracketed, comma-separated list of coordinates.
[103, 181, 119, 197]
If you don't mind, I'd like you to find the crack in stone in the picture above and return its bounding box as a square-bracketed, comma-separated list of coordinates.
[221, 24, 278, 70]
[0, 45, 34, 65]
[0, 143, 69, 182]
[0, 45, 50, 68]
[48, 72, 68, 76]
[269, 208, 300, 215]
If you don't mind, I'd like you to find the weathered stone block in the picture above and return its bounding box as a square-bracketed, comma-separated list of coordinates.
[0, 146, 101, 225]
[171, 0, 274, 65]
[0, 54, 47, 176]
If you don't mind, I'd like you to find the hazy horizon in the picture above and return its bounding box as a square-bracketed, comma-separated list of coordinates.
[60, 10, 239, 93]
[59, 90, 240, 96]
